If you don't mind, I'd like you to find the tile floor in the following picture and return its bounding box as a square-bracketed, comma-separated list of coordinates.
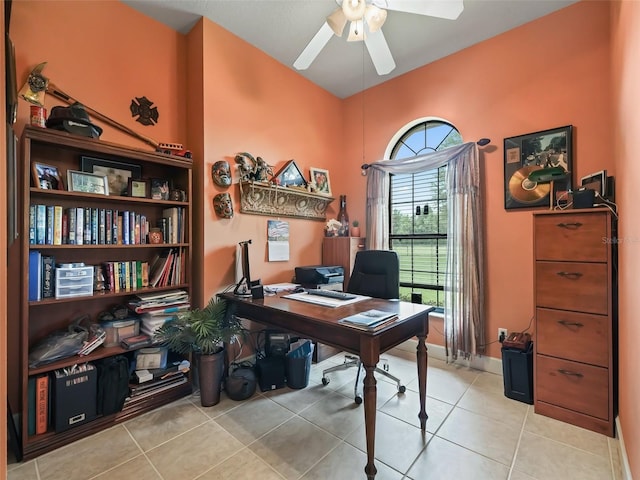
[7, 341, 625, 480]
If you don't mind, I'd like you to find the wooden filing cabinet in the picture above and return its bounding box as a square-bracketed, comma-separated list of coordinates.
[533, 210, 616, 436]
[322, 236, 366, 289]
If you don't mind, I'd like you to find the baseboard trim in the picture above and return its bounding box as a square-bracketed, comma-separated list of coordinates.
[615, 416, 633, 480]
[424, 342, 503, 376]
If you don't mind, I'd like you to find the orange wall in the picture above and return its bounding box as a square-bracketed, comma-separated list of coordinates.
[344, 1, 613, 358]
[191, 18, 344, 303]
[11, 0, 187, 148]
[610, 1, 639, 476]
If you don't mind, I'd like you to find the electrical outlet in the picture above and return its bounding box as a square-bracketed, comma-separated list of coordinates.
[498, 328, 508, 343]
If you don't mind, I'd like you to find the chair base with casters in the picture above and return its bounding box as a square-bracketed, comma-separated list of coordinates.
[321, 355, 406, 405]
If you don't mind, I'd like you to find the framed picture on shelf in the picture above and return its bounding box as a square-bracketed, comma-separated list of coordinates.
[150, 178, 169, 200]
[32, 162, 64, 190]
[128, 178, 148, 198]
[310, 167, 331, 195]
[503, 125, 573, 210]
[81, 156, 142, 197]
[273, 160, 307, 188]
[67, 170, 109, 195]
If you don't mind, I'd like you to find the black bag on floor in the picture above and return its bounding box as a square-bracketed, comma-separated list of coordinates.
[97, 356, 130, 415]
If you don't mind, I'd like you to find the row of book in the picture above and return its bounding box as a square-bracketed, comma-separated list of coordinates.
[148, 248, 187, 287]
[29, 204, 153, 246]
[29, 205, 186, 246]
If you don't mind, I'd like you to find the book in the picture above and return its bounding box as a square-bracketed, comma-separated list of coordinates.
[53, 205, 63, 245]
[36, 374, 49, 434]
[29, 205, 36, 244]
[121, 334, 153, 350]
[35, 204, 46, 244]
[28, 250, 42, 301]
[45, 205, 54, 245]
[41, 255, 56, 299]
[338, 309, 398, 330]
[75, 207, 84, 246]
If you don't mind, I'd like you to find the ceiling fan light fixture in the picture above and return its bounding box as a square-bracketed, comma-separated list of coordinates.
[364, 5, 387, 32]
[342, 0, 366, 22]
[327, 8, 347, 36]
[347, 19, 366, 41]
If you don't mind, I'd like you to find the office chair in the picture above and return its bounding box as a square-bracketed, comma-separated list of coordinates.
[321, 250, 406, 404]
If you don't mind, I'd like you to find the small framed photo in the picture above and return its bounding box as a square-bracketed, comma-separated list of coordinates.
[32, 162, 64, 190]
[67, 170, 109, 195]
[128, 178, 148, 198]
[150, 178, 169, 200]
[272, 160, 307, 188]
[580, 170, 607, 197]
[310, 167, 331, 195]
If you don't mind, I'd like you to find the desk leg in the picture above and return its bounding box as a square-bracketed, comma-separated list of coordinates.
[362, 363, 377, 480]
[416, 333, 428, 431]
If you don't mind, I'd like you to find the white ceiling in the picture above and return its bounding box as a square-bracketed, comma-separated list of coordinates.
[122, 0, 578, 99]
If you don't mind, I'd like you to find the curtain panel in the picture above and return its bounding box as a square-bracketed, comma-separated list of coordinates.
[364, 142, 485, 359]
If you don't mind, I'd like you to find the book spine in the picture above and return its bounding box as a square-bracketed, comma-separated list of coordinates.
[136, 261, 143, 289]
[116, 211, 123, 245]
[75, 207, 84, 246]
[27, 376, 36, 436]
[99, 208, 106, 244]
[125, 261, 131, 291]
[36, 204, 46, 244]
[91, 208, 98, 244]
[142, 261, 149, 287]
[61, 210, 68, 244]
[36, 374, 48, 434]
[129, 211, 135, 245]
[123, 211, 130, 245]
[106, 209, 113, 245]
[67, 207, 76, 245]
[114, 262, 121, 293]
[83, 207, 91, 244]
[28, 250, 42, 301]
[29, 205, 36, 244]
[53, 205, 63, 245]
[41, 255, 56, 299]
[45, 205, 54, 245]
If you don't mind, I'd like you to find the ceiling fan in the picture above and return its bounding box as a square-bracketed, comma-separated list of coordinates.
[294, 0, 464, 75]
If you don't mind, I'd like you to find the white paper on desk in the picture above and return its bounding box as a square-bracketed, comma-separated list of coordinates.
[267, 220, 290, 261]
[283, 292, 369, 307]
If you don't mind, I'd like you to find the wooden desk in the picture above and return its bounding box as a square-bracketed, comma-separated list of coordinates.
[220, 292, 433, 479]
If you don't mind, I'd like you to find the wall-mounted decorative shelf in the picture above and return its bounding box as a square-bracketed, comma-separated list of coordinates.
[239, 181, 334, 221]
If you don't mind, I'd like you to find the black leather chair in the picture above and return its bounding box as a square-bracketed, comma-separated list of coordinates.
[321, 250, 406, 404]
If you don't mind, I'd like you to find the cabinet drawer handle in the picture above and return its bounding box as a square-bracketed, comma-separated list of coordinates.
[556, 271, 583, 279]
[556, 222, 583, 229]
[557, 320, 584, 328]
[558, 369, 584, 378]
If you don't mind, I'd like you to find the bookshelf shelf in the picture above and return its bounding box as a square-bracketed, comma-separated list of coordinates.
[14, 126, 194, 460]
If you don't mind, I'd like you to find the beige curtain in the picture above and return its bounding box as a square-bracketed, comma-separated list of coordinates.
[365, 142, 485, 359]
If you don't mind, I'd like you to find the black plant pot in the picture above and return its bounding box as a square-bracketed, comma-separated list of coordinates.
[198, 349, 225, 407]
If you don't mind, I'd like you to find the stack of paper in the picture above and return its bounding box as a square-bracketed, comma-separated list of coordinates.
[127, 289, 190, 315]
[338, 309, 398, 331]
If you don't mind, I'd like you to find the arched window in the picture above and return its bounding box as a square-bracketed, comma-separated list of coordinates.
[388, 118, 462, 308]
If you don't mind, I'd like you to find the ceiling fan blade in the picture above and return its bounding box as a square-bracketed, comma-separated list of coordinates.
[293, 22, 334, 70]
[364, 29, 396, 75]
[385, 0, 464, 20]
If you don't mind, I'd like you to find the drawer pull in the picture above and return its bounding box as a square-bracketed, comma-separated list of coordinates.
[556, 271, 583, 279]
[557, 320, 584, 328]
[558, 369, 584, 378]
[556, 222, 583, 229]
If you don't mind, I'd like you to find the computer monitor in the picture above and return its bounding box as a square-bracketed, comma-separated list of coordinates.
[234, 240, 263, 298]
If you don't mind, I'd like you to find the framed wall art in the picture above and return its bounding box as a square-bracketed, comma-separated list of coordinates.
[273, 160, 307, 188]
[32, 162, 64, 190]
[310, 167, 331, 195]
[150, 178, 169, 200]
[67, 170, 109, 195]
[81, 156, 142, 197]
[503, 125, 573, 210]
[128, 178, 148, 198]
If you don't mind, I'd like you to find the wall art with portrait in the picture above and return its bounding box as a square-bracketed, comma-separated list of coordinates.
[503, 125, 573, 210]
[81, 156, 142, 197]
[309, 167, 331, 195]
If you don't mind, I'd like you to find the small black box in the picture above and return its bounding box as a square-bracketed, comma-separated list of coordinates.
[573, 189, 595, 209]
[255, 357, 286, 392]
[502, 343, 533, 404]
[53, 364, 98, 432]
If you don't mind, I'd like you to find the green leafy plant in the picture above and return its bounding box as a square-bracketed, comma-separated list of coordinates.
[352, 220, 359, 227]
[155, 297, 243, 355]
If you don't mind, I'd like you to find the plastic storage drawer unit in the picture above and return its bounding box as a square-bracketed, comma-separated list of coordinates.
[55, 266, 94, 299]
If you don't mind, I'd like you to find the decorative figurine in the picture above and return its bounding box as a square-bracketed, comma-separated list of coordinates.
[212, 160, 232, 187]
[130, 96, 159, 126]
[234, 152, 274, 183]
[214, 193, 234, 218]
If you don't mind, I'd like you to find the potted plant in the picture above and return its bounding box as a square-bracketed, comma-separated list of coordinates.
[154, 297, 243, 406]
[351, 220, 361, 237]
